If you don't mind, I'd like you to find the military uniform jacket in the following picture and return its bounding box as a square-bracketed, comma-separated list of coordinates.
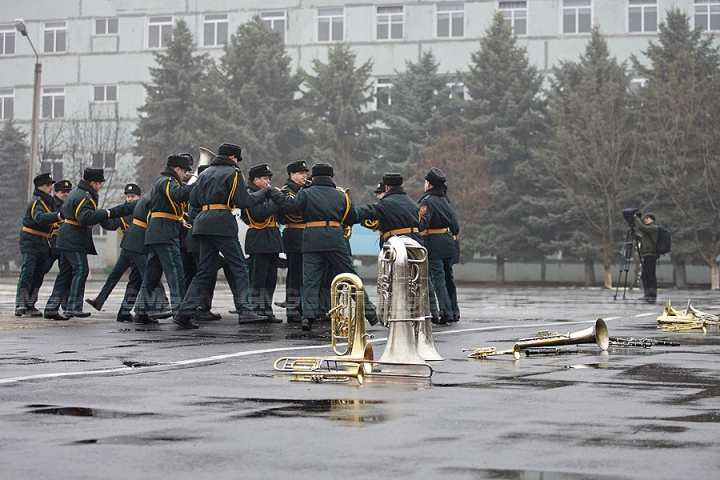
[57, 181, 134, 255]
[241, 182, 283, 254]
[189, 156, 265, 238]
[19, 189, 59, 257]
[49, 195, 64, 255]
[185, 204, 201, 254]
[269, 176, 354, 253]
[145, 168, 194, 246]
[279, 179, 306, 254]
[418, 187, 460, 259]
[120, 193, 152, 254]
[354, 187, 423, 244]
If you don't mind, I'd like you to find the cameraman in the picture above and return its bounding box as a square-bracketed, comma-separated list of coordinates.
[633, 212, 659, 304]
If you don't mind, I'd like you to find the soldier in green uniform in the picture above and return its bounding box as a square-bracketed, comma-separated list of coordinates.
[134, 154, 195, 324]
[268, 163, 378, 331]
[15, 173, 63, 317]
[43, 168, 135, 320]
[241, 164, 283, 323]
[174, 143, 268, 329]
[359, 181, 385, 244]
[418, 168, 460, 325]
[276, 160, 310, 323]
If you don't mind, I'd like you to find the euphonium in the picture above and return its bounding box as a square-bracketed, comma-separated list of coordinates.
[514, 317, 610, 351]
[329, 273, 373, 360]
[189, 147, 215, 185]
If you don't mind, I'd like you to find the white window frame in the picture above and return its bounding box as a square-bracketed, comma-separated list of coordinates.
[93, 85, 118, 103]
[318, 7, 344, 42]
[40, 154, 63, 180]
[0, 88, 14, 119]
[562, 0, 593, 34]
[43, 21, 67, 53]
[0, 24, 16, 56]
[261, 11, 287, 43]
[94, 18, 119, 36]
[42, 87, 65, 119]
[695, 0, 720, 31]
[375, 78, 393, 110]
[148, 16, 173, 49]
[446, 80, 466, 100]
[628, 0, 658, 33]
[203, 13, 228, 47]
[436, 3, 465, 39]
[377, 6, 404, 41]
[499, 2, 528, 36]
[92, 152, 116, 170]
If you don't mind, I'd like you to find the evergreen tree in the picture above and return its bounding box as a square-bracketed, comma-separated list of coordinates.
[133, 20, 211, 188]
[303, 44, 377, 189]
[458, 12, 546, 282]
[541, 27, 639, 288]
[208, 16, 307, 167]
[632, 8, 720, 288]
[378, 50, 454, 170]
[0, 120, 29, 270]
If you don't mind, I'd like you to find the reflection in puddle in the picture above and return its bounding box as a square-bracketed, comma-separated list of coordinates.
[442, 467, 626, 480]
[27, 405, 157, 418]
[567, 363, 609, 370]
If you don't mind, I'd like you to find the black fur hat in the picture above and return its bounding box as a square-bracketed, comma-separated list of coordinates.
[311, 163, 334, 178]
[248, 163, 273, 179]
[33, 172, 56, 187]
[374, 182, 386, 194]
[54, 179, 72, 192]
[83, 167, 106, 183]
[166, 154, 193, 171]
[287, 160, 309, 175]
[425, 167, 446, 187]
[382, 172, 403, 186]
[218, 143, 242, 159]
[124, 183, 141, 196]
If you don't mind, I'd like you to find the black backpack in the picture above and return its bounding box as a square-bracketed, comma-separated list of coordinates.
[654, 225, 672, 255]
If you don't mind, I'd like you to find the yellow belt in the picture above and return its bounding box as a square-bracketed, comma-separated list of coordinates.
[284, 223, 306, 229]
[382, 227, 419, 240]
[306, 221, 341, 228]
[250, 221, 279, 229]
[133, 219, 148, 228]
[23, 227, 52, 239]
[65, 219, 92, 228]
[202, 204, 231, 211]
[151, 212, 182, 221]
[421, 227, 450, 236]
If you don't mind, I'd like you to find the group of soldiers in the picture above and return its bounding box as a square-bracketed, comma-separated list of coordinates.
[15, 142, 460, 332]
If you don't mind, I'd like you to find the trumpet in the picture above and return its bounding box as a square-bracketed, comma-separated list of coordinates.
[463, 345, 521, 360]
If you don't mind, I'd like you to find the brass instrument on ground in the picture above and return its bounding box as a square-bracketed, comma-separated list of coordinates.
[189, 147, 215, 185]
[514, 318, 610, 351]
[464, 345, 521, 360]
[329, 274, 373, 359]
[377, 236, 443, 362]
[656, 299, 717, 333]
[661, 322, 707, 333]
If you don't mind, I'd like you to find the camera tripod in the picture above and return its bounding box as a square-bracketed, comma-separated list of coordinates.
[613, 226, 641, 300]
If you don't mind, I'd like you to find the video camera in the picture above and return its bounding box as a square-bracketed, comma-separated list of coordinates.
[621, 207, 641, 228]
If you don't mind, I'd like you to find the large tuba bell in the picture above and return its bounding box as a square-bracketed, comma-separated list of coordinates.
[376, 236, 442, 368]
[188, 147, 215, 185]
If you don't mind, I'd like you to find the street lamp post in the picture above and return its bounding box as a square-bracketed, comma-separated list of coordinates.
[14, 18, 42, 201]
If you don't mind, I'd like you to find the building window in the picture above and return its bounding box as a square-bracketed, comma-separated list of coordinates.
[375, 78, 392, 110]
[377, 6, 403, 40]
[261, 11, 287, 42]
[563, 0, 592, 34]
[203, 13, 228, 46]
[437, 3, 464, 38]
[93, 152, 116, 170]
[628, 0, 657, 33]
[0, 24, 16, 55]
[95, 18, 119, 36]
[148, 16, 173, 49]
[0, 89, 13, 119]
[318, 7, 344, 42]
[42, 87, 64, 118]
[695, 1, 720, 31]
[93, 85, 117, 103]
[447, 80, 466, 100]
[44, 21, 67, 53]
[40, 154, 63, 180]
[499, 2, 527, 36]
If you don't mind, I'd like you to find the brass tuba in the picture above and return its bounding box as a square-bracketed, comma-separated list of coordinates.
[188, 147, 215, 185]
[329, 273, 373, 360]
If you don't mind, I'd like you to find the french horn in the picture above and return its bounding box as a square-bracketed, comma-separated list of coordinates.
[188, 147, 215, 185]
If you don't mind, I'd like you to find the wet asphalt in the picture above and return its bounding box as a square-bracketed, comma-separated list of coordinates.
[0, 279, 718, 480]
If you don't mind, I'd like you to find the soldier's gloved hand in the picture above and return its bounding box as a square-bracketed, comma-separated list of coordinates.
[261, 185, 271, 197]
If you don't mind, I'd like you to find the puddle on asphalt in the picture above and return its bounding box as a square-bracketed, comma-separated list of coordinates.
[71, 434, 195, 445]
[193, 397, 389, 424]
[441, 467, 627, 480]
[665, 412, 720, 422]
[619, 363, 713, 385]
[27, 405, 157, 418]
